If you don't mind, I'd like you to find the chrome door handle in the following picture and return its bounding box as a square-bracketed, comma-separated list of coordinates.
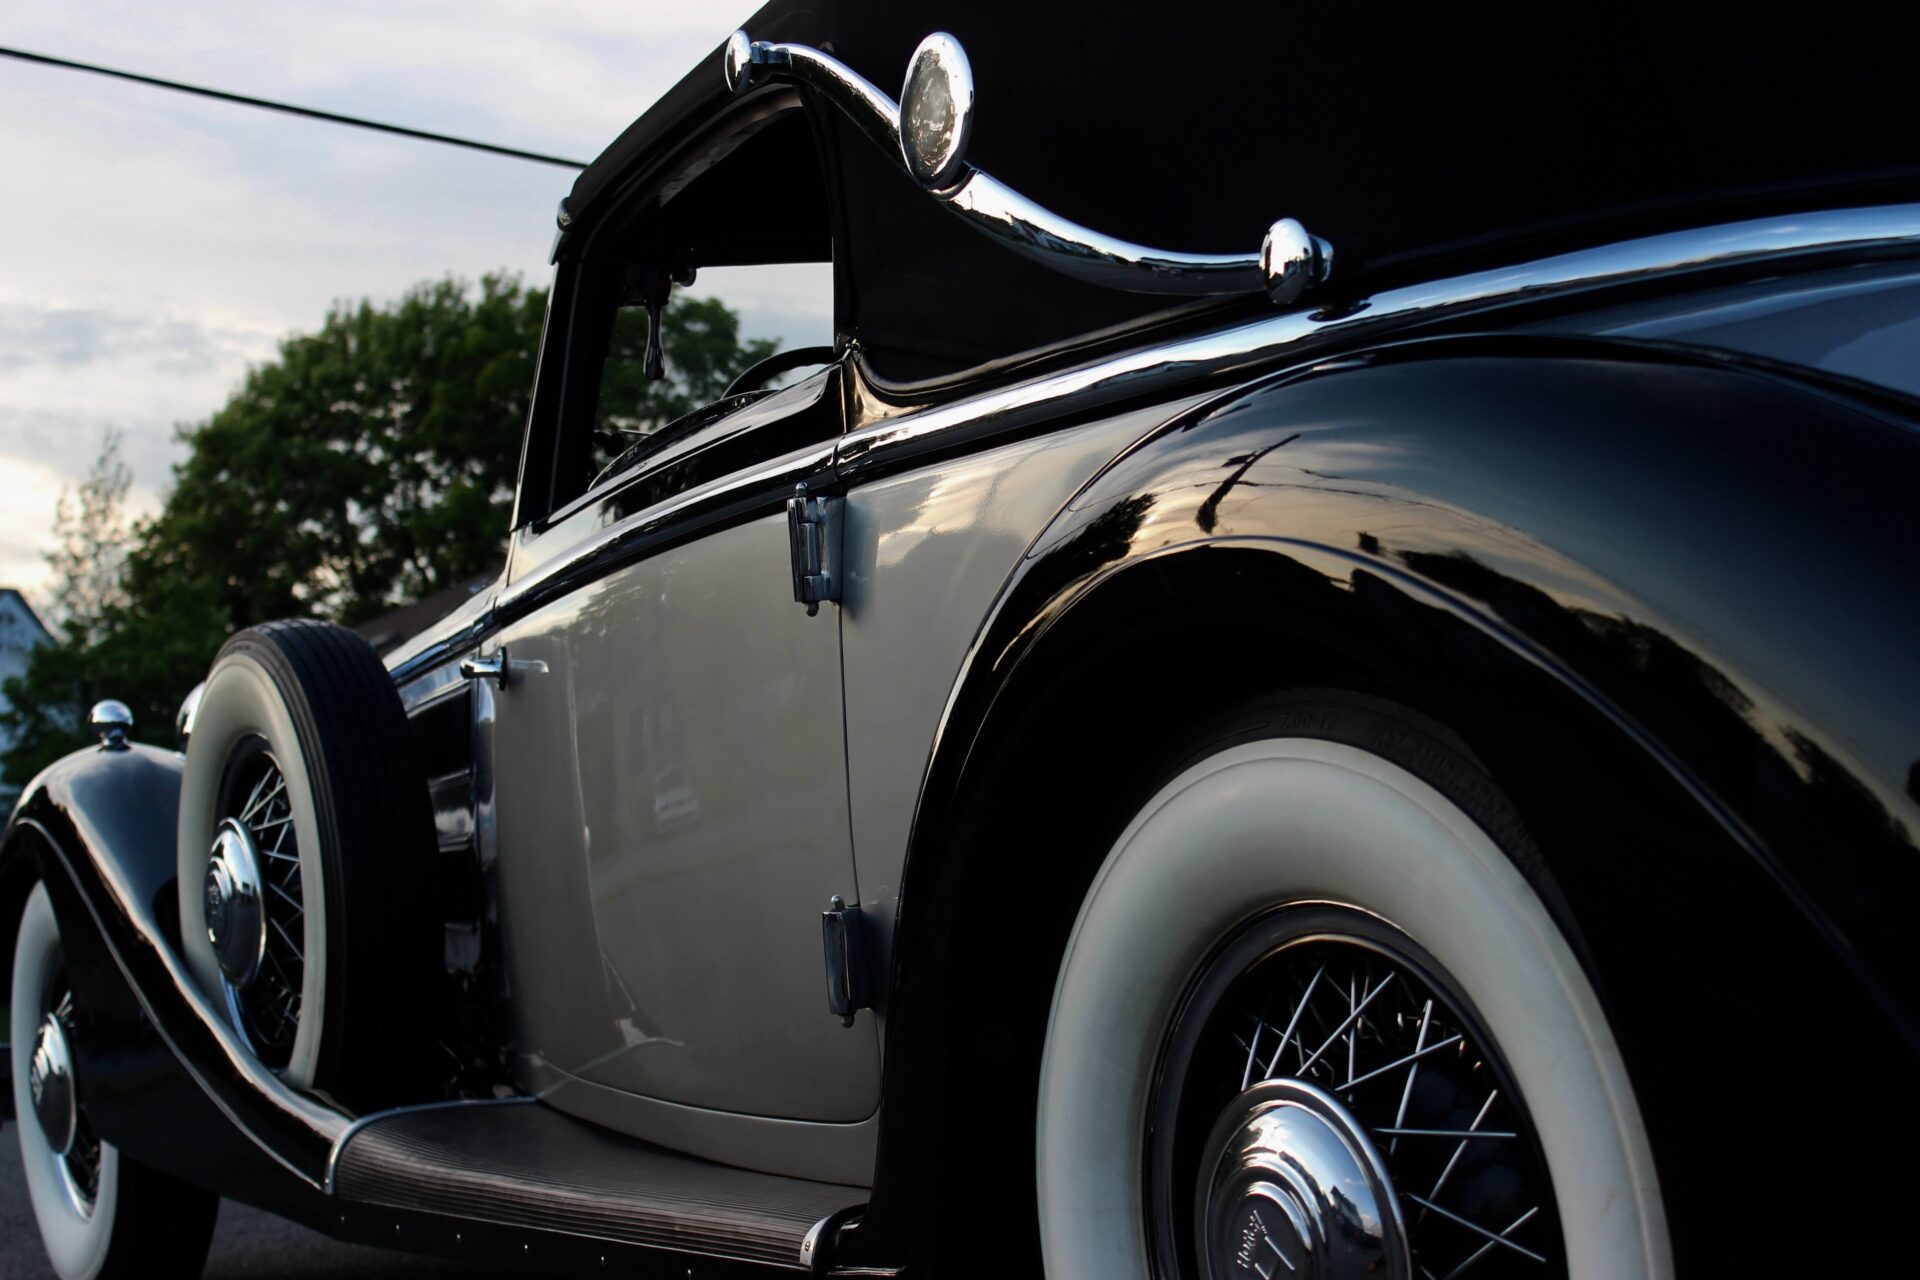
[459, 649, 507, 687]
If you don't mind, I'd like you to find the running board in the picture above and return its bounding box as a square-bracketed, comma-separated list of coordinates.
[329, 1100, 865, 1274]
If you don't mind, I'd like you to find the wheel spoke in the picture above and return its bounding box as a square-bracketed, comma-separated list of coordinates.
[269, 914, 304, 963]
[1439, 1206, 1541, 1280]
[1373, 1127, 1517, 1140]
[1403, 1195, 1545, 1265]
[238, 769, 271, 822]
[1263, 963, 1325, 1080]
[1425, 1088, 1499, 1206]
[1242, 1019, 1267, 1091]
[1337, 1033, 1462, 1092]
[1389, 999, 1434, 1155]
[241, 773, 285, 823]
[1296, 972, 1394, 1076]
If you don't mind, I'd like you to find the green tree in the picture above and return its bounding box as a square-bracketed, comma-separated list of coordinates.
[1, 275, 776, 787]
[148, 273, 546, 627]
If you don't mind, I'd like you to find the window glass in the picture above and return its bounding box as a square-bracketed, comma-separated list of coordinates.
[587, 262, 835, 482]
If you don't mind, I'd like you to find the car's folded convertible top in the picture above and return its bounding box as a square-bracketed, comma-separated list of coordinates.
[563, 0, 1920, 384]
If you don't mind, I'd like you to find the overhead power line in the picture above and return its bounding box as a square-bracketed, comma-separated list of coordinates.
[0, 44, 589, 170]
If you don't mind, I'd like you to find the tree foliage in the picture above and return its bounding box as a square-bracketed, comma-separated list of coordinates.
[1, 274, 775, 790]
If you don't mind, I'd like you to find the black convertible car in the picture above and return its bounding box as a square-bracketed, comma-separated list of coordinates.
[6, 3, 1919, 1277]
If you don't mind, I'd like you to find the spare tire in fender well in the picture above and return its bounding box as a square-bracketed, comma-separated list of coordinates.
[178, 620, 439, 1111]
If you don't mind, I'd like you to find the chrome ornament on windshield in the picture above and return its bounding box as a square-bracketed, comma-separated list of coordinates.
[725, 30, 1333, 305]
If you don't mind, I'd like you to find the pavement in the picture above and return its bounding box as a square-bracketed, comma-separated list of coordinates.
[0, 1121, 485, 1280]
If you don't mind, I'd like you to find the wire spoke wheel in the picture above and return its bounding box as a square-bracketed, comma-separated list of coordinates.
[1150, 907, 1562, 1280]
[212, 736, 307, 1067]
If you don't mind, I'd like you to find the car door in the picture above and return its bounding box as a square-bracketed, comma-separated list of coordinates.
[486, 360, 876, 1124]
[478, 114, 877, 1124]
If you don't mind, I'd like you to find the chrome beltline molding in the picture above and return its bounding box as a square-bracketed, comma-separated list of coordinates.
[324, 1096, 536, 1196]
[835, 204, 1920, 475]
[498, 440, 837, 617]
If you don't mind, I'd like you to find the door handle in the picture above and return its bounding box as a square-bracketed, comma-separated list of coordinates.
[459, 649, 508, 687]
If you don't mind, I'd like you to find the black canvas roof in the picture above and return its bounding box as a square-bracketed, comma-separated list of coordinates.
[569, 1, 1920, 383]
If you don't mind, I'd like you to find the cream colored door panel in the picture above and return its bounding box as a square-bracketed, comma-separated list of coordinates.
[490, 509, 879, 1122]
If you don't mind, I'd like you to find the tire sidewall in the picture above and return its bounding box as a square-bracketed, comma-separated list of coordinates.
[1035, 735, 1671, 1279]
[11, 884, 122, 1280]
[177, 647, 329, 1089]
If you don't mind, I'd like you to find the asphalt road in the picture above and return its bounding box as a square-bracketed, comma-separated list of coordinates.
[0, 1122, 488, 1280]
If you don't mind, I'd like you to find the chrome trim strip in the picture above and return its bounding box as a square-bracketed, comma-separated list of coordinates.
[944, 171, 1266, 296]
[837, 204, 1920, 476]
[324, 1096, 536, 1196]
[498, 440, 837, 621]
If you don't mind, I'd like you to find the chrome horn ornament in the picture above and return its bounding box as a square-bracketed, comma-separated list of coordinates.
[88, 699, 133, 751]
[724, 29, 1333, 304]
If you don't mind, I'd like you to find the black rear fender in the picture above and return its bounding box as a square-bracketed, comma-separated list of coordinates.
[859, 336, 1920, 1272]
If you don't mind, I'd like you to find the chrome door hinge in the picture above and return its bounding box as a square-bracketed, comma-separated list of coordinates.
[787, 485, 842, 616]
[822, 895, 872, 1027]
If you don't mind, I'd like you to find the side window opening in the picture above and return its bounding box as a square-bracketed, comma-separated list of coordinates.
[588, 262, 834, 486]
[548, 108, 838, 515]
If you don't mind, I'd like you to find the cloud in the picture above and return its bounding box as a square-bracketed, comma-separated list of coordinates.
[0, 1, 835, 605]
[0, 302, 256, 374]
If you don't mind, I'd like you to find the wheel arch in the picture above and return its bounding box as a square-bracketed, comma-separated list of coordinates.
[851, 337, 1920, 1273]
[4, 745, 347, 1198]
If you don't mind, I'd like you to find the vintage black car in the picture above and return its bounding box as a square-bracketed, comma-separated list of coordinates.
[6, 4, 1918, 1277]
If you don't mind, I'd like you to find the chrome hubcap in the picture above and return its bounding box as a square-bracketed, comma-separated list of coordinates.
[28, 1012, 77, 1157]
[206, 817, 267, 985]
[1199, 1080, 1407, 1280]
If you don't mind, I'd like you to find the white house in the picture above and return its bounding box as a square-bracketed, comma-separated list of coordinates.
[0, 588, 53, 815]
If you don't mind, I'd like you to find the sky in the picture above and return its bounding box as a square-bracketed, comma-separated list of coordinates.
[0, 0, 834, 615]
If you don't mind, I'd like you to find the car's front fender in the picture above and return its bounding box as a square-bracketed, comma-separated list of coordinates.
[3, 742, 347, 1193]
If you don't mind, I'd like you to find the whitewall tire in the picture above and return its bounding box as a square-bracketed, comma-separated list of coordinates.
[1036, 698, 1671, 1280]
[176, 620, 438, 1110]
[178, 646, 332, 1088]
[11, 883, 217, 1280]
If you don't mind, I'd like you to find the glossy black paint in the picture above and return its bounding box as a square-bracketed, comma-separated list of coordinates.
[855, 336, 1920, 1274]
[0, 748, 348, 1193]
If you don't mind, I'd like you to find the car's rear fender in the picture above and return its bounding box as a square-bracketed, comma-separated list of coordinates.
[2, 743, 346, 1202]
[853, 335, 1920, 1271]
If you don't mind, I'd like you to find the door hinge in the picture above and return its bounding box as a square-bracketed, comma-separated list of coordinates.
[822, 895, 872, 1027]
[787, 485, 842, 616]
